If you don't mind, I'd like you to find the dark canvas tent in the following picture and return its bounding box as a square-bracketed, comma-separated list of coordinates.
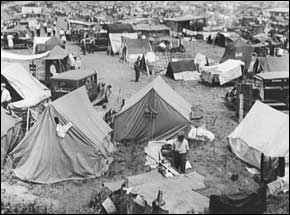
[221, 38, 252, 71]
[214, 32, 240, 48]
[103, 23, 135, 34]
[45, 36, 64, 51]
[166, 60, 197, 80]
[113, 76, 192, 143]
[44, 45, 69, 83]
[255, 55, 289, 73]
[1, 108, 23, 168]
[11, 87, 115, 184]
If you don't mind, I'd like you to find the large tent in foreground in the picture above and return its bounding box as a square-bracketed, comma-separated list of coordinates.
[221, 38, 252, 71]
[113, 76, 192, 143]
[1, 108, 23, 168]
[228, 101, 289, 184]
[11, 87, 115, 184]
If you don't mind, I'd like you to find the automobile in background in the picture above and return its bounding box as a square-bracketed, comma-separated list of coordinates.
[1, 31, 33, 49]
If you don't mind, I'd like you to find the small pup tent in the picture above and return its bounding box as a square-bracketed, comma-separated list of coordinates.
[113, 76, 192, 143]
[11, 87, 115, 184]
[200, 59, 244, 85]
[220, 38, 252, 71]
[166, 60, 198, 81]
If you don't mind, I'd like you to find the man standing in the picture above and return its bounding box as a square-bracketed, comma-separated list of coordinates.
[134, 56, 141, 82]
[80, 38, 87, 55]
[1, 83, 12, 110]
[36, 22, 41, 37]
[47, 25, 52, 37]
[43, 21, 47, 34]
[172, 131, 189, 174]
[7, 34, 14, 50]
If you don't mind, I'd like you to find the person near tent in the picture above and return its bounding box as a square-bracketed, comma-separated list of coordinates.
[172, 131, 189, 174]
[54, 117, 73, 139]
[80, 38, 87, 55]
[68, 53, 76, 70]
[43, 21, 47, 34]
[53, 26, 57, 36]
[134, 56, 141, 82]
[50, 61, 58, 77]
[88, 37, 95, 54]
[47, 25, 52, 37]
[1, 83, 12, 110]
[36, 22, 41, 37]
[7, 34, 14, 50]
[75, 56, 81, 69]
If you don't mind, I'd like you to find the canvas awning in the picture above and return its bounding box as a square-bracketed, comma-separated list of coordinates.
[1, 50, 50, 61]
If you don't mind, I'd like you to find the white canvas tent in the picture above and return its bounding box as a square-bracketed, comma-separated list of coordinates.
[228, 101, 289, 187]
[108, 33, 138, 54]
[200, 59, 244, 85]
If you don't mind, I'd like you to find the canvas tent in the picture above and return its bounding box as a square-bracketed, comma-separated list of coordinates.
[33, 37, 51, 54]
[254, 55, 289, 73]
[221, 38, 253, 71]
[200, 59, 244, 85]
[45, 36, 64, 51]
[166, 60, 199, 81]
[113, 76, 192, 143]
[1, 63, 51, 113]
[44, 45, 69, 83]
[228, 101, 289, 186]
[121, 37, 155, 63]
[11, 87, 115, 184]
[1, 108, 23, 168]
[214, 32, 240, 47]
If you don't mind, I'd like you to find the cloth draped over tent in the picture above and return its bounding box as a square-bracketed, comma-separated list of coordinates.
[109, 33, 138, 54]
[220, 38, 253, 71]
[1, 63, 51, 111]
[1, 50, 50, 61]
[11, 87, 115, 184]
[113, 76, 192, 143]
[228, 101, 289, 187]
[200, 59, 244, 85]
[1, 108, 23, 168]
[166, 60, 198, 81]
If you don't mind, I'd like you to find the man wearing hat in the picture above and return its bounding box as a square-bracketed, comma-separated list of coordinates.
[1, 83, 12, 110]
[172, 131, 189, 174]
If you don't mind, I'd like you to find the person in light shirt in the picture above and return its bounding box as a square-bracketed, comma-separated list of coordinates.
[54, 117, 73, 138]
[172, 131, 189, 173]
[1, 83, 12, 110]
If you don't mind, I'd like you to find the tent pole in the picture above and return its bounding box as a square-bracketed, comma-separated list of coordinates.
[26, 108, 30, 134]
[239, 94, 244, 122]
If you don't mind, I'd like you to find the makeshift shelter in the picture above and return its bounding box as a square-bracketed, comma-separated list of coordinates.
[121, 38, 154, 63]
[166, 60, 198, 81]
[221, 38, 252, 71]
[1, 108, 23, 168]
[103, 23, 135, 34]
[45, 36, 64, 51]
[1, 63, 51, 116]
[44, 45, 69, 83]
[133, 24, 170, 37]
[33, 37, 51, 54]
[228, 101, 289, 186]
[254, 55, 289, 73]
[200, 59, 244, 85]
[113, 76, 192, 143]
[214, 32, 240, 47]
[11, 87, 115, 184]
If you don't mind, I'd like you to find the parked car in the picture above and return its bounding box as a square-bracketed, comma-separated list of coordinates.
[50, 69, 98, 101]
[1, 31, 33, 49]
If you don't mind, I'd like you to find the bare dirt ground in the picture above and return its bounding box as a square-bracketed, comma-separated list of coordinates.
[1, 15, 289, 214]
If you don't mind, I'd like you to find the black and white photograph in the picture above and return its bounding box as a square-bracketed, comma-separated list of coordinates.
[1, 1, 289, 214]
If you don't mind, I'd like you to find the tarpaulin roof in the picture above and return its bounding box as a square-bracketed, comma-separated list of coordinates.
[254, 72, 289, 80]
[228, 101, 289, 169]
[104, 23, 135, 33]
[1, 63, 51, 110]
[113, 76, 192, 143]
[1, 108, 22, 168]
[133, 24, 170, 32]
[166, 60, 197, 79]
[221, 38, 252, 70]
[258, 55, 289, 73]
[44, 45, 68, 60]
[164, 15, 208, 22]
[123, 38, 152, 55]
[22, 6, 42, 14]
[51, 69, 97, 81]
[45, 36, 64, 52]
[11, 87, 115, 184]
[1, 50, 50, 61]
[2, 24, 28, 33]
